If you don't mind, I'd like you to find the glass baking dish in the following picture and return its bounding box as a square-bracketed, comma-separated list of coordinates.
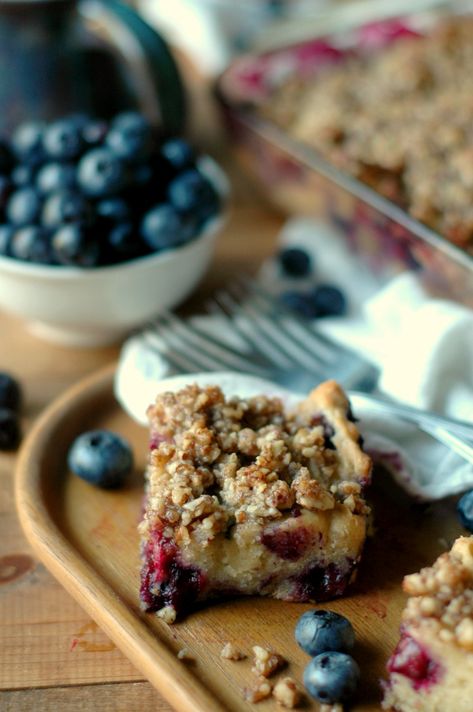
[217, 1, 473, 307]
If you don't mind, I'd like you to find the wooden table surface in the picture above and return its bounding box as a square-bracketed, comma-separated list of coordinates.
[0, 84, 286, 710]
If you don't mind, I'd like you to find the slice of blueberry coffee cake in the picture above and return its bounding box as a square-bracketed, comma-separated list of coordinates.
[139, 380, 372, 621]
[383, 536, 473, 712]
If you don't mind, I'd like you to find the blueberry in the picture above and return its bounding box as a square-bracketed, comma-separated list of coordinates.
[311, 284, 347, 318]
[141, 203, 193, 251]
[167, 168, 219, 217]
[11, 164, 36, 188]
[112, 111, 150, 133]
[106, 222, 140, 261]
[42, 190, 92, 227]
[280, 290, 318, 319]
[77, 148, 127, 197]
[0, 408, 21, 450]
[106, 112, 152, 161]
[6, 188, 42, 226]
[43, 118, 85, 161]
[96, 197, 130, 224]
[36, 162, 76, 194]
[295, 610, 355, 656]
[11, 121, 45, 165]
[303, 652, 360, 704]
[161, 138, 195, 171]
[0, 372, 21, 410]
[82, 119, 108, 147]
[0, 225, 13, 255]
[51, 224, 100, 267]
[10, 226, 52, 264]
[67, 429, 133, 488]
[457, 490, 473, 532]
[279, 247, 312, 277]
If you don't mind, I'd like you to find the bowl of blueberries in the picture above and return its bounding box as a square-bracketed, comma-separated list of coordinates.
[0, 112, 226, 346]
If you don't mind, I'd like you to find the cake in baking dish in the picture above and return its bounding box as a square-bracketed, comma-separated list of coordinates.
[383, 536, 473, 712]
[139, 380, 372, 621]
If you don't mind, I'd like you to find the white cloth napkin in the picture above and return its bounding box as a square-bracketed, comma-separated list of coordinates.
[115, 217, 473, 501]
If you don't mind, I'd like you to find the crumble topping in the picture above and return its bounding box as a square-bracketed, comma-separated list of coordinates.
[262, 18, 473, 252]
[220, 642, 246, 660]
[156, 605, 176, 624]
[402, 537, 473, 651]
[272, 676, 302, 708]
[177, 647, 194, 661]
[142, 383, 370, 546]
[251, 645, 287, 678]
[243, 676, 273, 703]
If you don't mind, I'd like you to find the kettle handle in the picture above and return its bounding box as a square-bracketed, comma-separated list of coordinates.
[88, 0, 186, 135]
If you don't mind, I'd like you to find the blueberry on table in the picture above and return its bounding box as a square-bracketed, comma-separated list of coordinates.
[278, 247, 312, 277]
[10, 226, 52, 264]
[0, 408, 21, 451]
[43, 118, 84, 161]
[457, 490, 473, 532]
[0, 372, 21, 410]
[311, 284, 348, 318]
[303, 652, 360, 704]
[160, 138, 195, 171]
[68, 430, 133, 488]
[280, 290, 319, 319]
[295, 610, 355, 656]
[6, 187, 42, 226]
[51, 224, 100, 267]
[77, 148, 126, 197]
[141, 203, 193, 251]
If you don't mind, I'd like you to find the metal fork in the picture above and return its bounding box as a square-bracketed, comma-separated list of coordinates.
[141, 282, 473, 463]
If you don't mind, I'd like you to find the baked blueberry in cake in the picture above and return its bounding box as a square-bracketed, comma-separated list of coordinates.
[139, 380, 372, 622]
[383, 536, 473, 712]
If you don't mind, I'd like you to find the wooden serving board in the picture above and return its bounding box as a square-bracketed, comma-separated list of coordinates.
[15, 364, 463, 712]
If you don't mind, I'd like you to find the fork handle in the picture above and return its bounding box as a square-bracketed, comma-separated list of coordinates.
[350, 391, 473, 442]
[421, 425, 473, 466]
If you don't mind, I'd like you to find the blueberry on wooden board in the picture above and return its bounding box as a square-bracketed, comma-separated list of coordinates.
[295, 609, 355, 656]
[303, 651, 360, 704]
[68, 430, 133, 488]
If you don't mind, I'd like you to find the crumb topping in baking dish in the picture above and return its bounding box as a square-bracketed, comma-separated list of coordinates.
[262, 18, 473, 253]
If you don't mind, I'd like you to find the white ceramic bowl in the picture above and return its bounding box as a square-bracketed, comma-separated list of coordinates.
[0, 159, 227, 347]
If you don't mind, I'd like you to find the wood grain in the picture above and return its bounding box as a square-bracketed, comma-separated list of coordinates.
[14, 366, 465, 711]
[2, 681, 168, 712]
